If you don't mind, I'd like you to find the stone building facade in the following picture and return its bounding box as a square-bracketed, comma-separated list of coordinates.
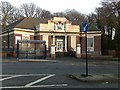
[1, 17, 101, 58]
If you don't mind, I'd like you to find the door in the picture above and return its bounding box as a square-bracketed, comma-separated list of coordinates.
[56, 39, 63, 52]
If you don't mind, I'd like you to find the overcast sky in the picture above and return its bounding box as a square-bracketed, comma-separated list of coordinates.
[1, 0, 103, 15]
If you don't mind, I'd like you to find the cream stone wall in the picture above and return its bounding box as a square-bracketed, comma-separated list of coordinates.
[43, 34, 48, 48]
[71, 36, 76, 51]
[65, 23, 71, 32]
[68, 25, 80, 32]
[40, 24, 49, 31]
[48, 21, 54, 31]
[39, 17, 80, 52]
[53, 17, 69, 22]
[14, 28, 34, 35]
[81, 31, 101, 37]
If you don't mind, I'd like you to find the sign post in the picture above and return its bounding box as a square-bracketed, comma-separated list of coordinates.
[83, 22, 88, 76]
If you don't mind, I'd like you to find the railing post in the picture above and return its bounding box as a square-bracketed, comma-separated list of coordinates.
[44, 44, 47, 59]
[17, 40, 19, 59]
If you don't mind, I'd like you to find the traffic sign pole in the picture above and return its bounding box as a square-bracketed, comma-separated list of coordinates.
[82, 21, 89, 77]
[85, 32, 88, 76]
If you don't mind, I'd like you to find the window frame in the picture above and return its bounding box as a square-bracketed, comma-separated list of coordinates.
[87, 36, 94, 52]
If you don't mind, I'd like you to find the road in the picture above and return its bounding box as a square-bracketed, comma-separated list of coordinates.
[1, 57, 119, 89]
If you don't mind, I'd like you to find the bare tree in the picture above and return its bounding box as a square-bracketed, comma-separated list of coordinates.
[64, 9, 85, 25]
[20, 3, 48, 18]
[10, 7, 24, 23]
[88, 13, 98, 30]
[0, 1, 14, 27]
[52, 12, 65, 17]
[40, 9, 52, 19]
[20, 3, 37, 17]
[34, 7, 42, 18]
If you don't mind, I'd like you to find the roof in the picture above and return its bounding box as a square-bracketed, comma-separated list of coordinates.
[3, 17, 49, 31]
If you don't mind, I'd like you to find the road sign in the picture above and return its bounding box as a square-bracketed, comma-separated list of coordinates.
[82, 21, 89, 76]
[83, 22, 88, 32]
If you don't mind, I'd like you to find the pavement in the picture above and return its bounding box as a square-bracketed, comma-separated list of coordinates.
[68, 73, 120, 82]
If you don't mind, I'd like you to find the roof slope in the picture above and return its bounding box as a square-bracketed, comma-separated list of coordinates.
[3, 17, 48, 31]
[15, 17, 48, 29]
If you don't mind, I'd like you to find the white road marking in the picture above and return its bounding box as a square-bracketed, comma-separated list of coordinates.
[25, 74, 55, 87]
[0, 74, 53, 77]
[0, 75, 22, 81]
[0, 84, 68, 89]
[1, 74, 68, 89]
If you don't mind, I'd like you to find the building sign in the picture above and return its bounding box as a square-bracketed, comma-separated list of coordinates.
[22, 35, 30, 47]
[22, 35, 30, 40]
[54, 22, 65, 30]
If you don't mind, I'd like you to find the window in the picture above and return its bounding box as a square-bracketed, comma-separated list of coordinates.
[15, 36, 21, 44]
[87, 38, 93, 47]
[87, 38, 94, 52]
[9, 34, 13, 47]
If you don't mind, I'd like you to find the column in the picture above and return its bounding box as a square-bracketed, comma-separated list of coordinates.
[51, 44, 56, 59]
[53, 35, 55, 45]
[65, 35, 67, 52]
[51, 35, 55, 59]
[76, 44, 81, 58]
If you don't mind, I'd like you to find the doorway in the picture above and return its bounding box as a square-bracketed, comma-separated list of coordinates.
[56, 39, 63, 52]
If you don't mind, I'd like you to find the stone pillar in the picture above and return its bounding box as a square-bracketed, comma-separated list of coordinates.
[51, 44, 56, 59]
[76, 44, 81, 58]
[65, 35, 67, 52]
[53, 35, 55, 45]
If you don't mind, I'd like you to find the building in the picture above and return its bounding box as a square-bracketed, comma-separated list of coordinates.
[0, 17, 101, 58]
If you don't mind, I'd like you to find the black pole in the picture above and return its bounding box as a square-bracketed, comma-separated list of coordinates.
[7, 30, 9, 56]
[3, 41, 6, 58]
[85, 32, 88, 76]
[34, 40, 36, 59]
[34, 27, 37, 59]
[34, 32, 37, 59]
[17, 40, 19, 59]
[26, 40, 28, 59]
[44, 44, 46, 59]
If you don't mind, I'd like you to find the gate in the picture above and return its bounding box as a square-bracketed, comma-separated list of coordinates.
[17, 40, 46, 59]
